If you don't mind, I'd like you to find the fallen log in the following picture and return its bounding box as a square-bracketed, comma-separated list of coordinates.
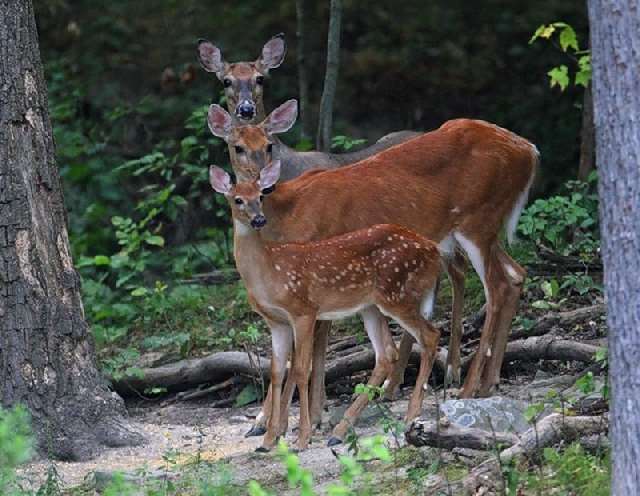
[511, 304, 606, 340]
[427, 413, 608, 494]
[461, 336, 603, 373]
[179, 269, 240, 285]
[111, 351, 270, 397]
[405, 420, 518, 451]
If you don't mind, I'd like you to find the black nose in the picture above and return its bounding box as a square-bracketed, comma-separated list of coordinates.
[251, 215, 267, 229]
[237, 102, 255, 120]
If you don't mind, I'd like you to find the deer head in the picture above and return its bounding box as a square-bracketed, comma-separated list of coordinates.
[207, 99, 297, 181]
[197, 34, 286, 122]
[209, 161, 281, 230]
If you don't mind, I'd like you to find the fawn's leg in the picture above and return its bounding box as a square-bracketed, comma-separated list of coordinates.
[290, 315, 316, 450]
[382, 331, 413, 401]
[329, 307, 397, 445]
[246, 323, 294, 437]
[308, 320, 331, 427]
[258, 323, 292, 452]
[404, 319, 440, 423]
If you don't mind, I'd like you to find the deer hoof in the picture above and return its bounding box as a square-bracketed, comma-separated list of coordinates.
[255, 445, 271, 453]
[245, 425, 267, 438]
[327, 436, 343, 447]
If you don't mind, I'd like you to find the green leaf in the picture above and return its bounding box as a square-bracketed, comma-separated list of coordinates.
[93, 255, 111, 266]
[559, 25, 579, 52]
[529, 24, 556, 44]
[548, 65, 570, 91]
[130, 287, 148, 297]
[145, 235, 165, 247]
[234, 384, 259, 407]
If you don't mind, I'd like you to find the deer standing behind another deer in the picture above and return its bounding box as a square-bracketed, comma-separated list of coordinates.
[210, 160, 442, 451]
[206, 100, 538, 443]
[197, 35, 421, 435]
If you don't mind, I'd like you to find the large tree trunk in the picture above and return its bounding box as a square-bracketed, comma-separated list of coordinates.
[0, 0, 143, 461]
[316, 0, 342, 152]
[588, 1, 640, 493]
[296, 0, 312, 140]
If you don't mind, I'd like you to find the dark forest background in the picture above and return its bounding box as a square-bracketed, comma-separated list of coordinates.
[31, 0, 595, 380]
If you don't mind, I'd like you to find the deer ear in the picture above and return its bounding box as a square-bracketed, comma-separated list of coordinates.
[262, 99, 297, 135]
[207, 104, 233, 140]
[256, 33, 286, 73]
[197, 39, 226, 76]
[258, 160, 282, 190]
[209, 166, 232, 194]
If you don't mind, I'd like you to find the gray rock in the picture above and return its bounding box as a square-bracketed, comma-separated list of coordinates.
[440, 397, 531, 433]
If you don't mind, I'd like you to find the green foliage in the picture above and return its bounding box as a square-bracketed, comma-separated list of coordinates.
[249, 437, 391, 496]
[530, 22, 591, 90]
[518, 175, 599, 259]
[331, 135, 367, 151]
[0, 406, 32, 494]
[523, 444, 610, 495]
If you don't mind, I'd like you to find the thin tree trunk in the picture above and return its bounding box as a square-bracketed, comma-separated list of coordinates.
[296, 0, 312, 140]
[588, 1, 640, 493]
[578, 85, 596, 181]
[316, 0, 342, 152]
[0, 0, 143, 461]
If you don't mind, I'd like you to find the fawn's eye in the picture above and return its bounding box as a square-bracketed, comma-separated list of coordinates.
[234, 197, 243, 205]
[266, 143, 273, 153]
[223, 78, 232, 88]
[234, 146, 244, 154]
[256, 76, 264, 85]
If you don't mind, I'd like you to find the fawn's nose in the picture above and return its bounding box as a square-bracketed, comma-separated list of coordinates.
[237, 101, 255, 120]
[251, 215, 267, 229]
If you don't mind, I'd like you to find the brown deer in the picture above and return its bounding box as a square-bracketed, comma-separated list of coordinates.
[198, 36, 421, 434]
[207, 101, 538, 443]
[196, 35, 420, 181]
[209, 161, 441, 451]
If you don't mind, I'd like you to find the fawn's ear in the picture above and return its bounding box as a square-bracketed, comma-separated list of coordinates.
[197, 39, 226, 76]
[261, 99, 298, 135]
[209, 166, 232, 195]
[256, 33, 286, 73]
[258, 160, 281, 190]
[207, 104, 233, 140]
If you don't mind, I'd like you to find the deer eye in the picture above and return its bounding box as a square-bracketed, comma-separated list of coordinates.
[223, 78, 232, 88]
[261, 185, 275, 195]
[256, 76, 264, 85]
[266, 143, 273, 153]
[234, 145, 244, 154]
[234, 197, 244, 205]
[259, 194, 264, 201]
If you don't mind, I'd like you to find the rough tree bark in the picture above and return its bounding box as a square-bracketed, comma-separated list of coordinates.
[0, 0, 143, 460]
[296, 0, 312, 140]
[588, 0, 640, 493]
[316, 0, 342, 152]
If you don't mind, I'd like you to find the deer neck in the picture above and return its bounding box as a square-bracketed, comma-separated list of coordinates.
[231, 219, 276, 290]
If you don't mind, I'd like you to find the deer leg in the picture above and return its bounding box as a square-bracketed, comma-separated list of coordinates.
[308, 320, 331, 428]
[444, 250, 467, 387]
[258, 323, 293, 452]
[406, 321, 440, 423]
[290, 315, 316, 451]
[382, 331, 413, 400]
[477, 249, 526, 396]
[329, 307, 397, 446]
[453, 233, 497, 399]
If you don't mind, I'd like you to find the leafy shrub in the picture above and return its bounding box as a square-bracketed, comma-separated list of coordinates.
[0, 406, 32, 494]
[518, 174, 599, 259]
